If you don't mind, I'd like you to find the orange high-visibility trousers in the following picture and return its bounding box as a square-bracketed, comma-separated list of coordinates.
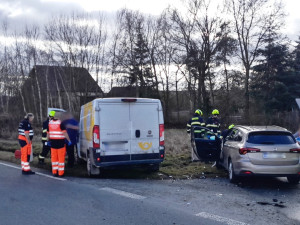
[51, 147, 66, 176]
[21, 143, 31, 171]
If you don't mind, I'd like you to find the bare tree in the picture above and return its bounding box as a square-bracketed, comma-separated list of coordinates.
[226, 0, 285, 121]
[169, 0, 228, 114]
[44, 12, 107, 111]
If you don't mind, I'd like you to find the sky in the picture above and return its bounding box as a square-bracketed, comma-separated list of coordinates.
[0, 0, 299, 40]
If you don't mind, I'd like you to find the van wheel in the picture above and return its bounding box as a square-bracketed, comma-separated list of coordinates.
[228, 160, 238, 183]
[287, 175, 300, 184]
[87, 155, 100, 177]
[75, 151, 85, 165]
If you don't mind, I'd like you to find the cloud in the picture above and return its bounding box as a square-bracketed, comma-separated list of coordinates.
[0, 0, 84, 33]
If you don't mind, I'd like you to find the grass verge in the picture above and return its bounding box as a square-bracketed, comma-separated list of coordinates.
[0, 129, 227, 179]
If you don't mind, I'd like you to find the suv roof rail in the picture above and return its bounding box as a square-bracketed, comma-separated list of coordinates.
[235, 125, 251, 130]
[271, 125, 288, 130]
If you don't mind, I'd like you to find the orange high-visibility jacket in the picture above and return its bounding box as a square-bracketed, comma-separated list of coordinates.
[48, 120, 66, 140]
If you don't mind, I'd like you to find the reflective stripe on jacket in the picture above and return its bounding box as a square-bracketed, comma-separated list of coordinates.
[18, 119, 33, 141]
[48, 120, 65, 140]
[187, 114, 205, 133]
[206, 117, 221, 136]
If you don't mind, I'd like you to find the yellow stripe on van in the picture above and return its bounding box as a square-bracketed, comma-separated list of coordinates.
[83, 102, 94, 141]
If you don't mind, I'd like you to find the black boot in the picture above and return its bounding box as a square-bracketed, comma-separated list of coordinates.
[38, 156, 45, 165]
[27, 170, 35, 175]
[22, 170, 35, 175]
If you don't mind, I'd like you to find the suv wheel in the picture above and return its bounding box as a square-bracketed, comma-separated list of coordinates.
[228, 160, 239, 183]
[287, 175, 300, 184]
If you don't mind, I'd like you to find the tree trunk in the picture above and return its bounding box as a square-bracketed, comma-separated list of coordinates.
[165, 75, 169, 124]
[208, 68, 214, 106]
[175, 80, 180, 123]
[19, 89, 27, 114]
[244, 68, 250, 123]
[31, 79, 39, 117]
[54, 71, 63, 109]
[224, 61, 230, 120]
[35, 70, 43, 123]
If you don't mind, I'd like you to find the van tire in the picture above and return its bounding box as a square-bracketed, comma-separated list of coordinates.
[75, 151, 85, 165]
[87, 153, 100, 177]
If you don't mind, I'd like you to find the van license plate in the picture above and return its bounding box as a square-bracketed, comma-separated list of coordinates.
[263, 153, 286, 159]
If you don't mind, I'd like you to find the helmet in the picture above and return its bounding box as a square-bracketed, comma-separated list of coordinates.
[212, 109, 219, 115]
[195, 109, 203, 116]
[228, 124, 235, 129]
[49, 111, 56, 117]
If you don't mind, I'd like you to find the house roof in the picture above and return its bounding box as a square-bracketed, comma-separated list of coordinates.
[29, 65, 103, 94]
[107, 86, 137, 97]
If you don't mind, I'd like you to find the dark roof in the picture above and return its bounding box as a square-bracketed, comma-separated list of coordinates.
[107, 86, 137, 97]
[29, 65, 103, 94]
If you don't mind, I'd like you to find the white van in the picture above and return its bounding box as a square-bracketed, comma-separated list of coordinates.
[77, 98, 165, 176]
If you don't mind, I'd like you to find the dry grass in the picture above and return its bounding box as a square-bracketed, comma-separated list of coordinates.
[0, 130, 227, 179]
[165, 129, 191, 156]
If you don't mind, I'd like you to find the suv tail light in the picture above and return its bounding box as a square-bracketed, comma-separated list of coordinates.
[290, 148, 300, 153]
[93, 125, 100, 149]
[239, 147, 260, 155]
[159, 124, 164, 146]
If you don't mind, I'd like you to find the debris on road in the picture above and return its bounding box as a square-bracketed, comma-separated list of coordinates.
[257, 201, 285, 208]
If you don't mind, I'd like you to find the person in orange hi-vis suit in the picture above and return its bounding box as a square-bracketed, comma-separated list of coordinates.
[18, 113, 35, 175]
[46, 112, 71, 177]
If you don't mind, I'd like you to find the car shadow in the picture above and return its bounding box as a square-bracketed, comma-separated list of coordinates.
[237, 176, 299, 190]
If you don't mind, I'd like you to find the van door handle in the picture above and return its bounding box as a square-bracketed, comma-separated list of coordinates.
[135, 130, 140, 138]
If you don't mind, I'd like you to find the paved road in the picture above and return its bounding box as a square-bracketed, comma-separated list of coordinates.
[0, 161, 299, 225]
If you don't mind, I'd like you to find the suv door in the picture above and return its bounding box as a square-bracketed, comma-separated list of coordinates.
[191, 127, 221, 161]
[223, 128, 244, 168]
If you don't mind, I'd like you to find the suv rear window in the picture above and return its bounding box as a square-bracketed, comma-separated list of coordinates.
[247, 131, 295, 145]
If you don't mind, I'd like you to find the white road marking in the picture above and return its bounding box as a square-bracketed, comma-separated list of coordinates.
[0, 162, 66, 181]
[100, 187, 146, 200]
[195, 212, 249, 225]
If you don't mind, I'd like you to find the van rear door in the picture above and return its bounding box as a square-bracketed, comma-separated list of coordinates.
[130, 103, 160, 160]
[100, 103, 131, 161]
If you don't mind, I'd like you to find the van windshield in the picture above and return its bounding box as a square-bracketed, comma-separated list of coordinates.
[247, 131, 295, 145]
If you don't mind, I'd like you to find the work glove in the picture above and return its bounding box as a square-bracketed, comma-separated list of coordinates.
[67, 141, 72, 146]
[45, 141, 51, 147]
